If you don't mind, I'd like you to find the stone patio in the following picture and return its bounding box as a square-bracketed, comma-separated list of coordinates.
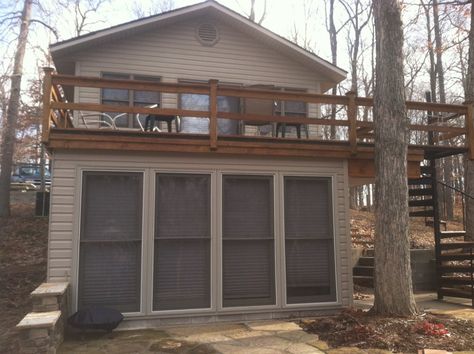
[58, 293, 474, 354]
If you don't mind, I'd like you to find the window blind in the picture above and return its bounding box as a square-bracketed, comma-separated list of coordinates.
[78, 172, 143, 313]
[153, 174, 211, 311]
[222, 175, 275, 307]
[284, 177, 336, 304]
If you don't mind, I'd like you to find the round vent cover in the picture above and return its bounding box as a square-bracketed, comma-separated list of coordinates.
[196, 23, 219, 46]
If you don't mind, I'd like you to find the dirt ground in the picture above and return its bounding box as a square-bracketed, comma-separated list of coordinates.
[0, 192, 49, 353]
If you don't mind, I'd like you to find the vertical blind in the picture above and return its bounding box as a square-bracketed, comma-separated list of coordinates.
[284, 177, 336, 304]
[78, 172, 143, 313]
[222, 175, 275, 307]
[153, 174, 211, 311]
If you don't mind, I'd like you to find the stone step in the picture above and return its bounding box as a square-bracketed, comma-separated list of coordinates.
[31, 282, 68, 312]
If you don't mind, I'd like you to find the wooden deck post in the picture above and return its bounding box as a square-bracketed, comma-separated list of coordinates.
[209, 79, 218, 150]
[346, 91, 357, 155]
[466, 102, 474, 160]
[42, 67, 54, 144]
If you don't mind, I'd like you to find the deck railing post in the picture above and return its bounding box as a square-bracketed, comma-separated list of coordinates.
[466, 102, 474, 160]
[42, 67, 54, 144]
[346, 91, 357, 155]
[209, 79, 218, 150]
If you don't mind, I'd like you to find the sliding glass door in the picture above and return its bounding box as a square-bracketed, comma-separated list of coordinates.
[284, 177, 336, 304]
[153, 173, 211, 311]
[78, 172, 143, 313]
[222, 175, 275, 307]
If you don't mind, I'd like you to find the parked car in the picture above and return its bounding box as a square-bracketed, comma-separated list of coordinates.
[11, 164, 51, 190]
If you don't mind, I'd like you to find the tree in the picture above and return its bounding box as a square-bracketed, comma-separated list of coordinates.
[0, 0, 32, 217]
[465, 0, 474, 241]
[372, 0, 418, 316]
[58, 0, 109, 37]
[130, 0, 175, 19]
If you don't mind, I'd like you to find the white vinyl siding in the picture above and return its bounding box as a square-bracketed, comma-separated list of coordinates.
[47, 151, 352, 321]
[72, 16, 321, 131]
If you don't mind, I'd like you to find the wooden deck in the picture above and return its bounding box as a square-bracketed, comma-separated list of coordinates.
[42, 69, 474, 179]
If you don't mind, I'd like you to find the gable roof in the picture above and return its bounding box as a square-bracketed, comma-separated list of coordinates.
[51, 0, 346, 88]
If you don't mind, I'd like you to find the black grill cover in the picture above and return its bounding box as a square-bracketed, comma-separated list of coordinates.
[67, 306, 124, 331]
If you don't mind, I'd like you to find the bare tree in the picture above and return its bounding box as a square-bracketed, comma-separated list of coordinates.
[248, 0, 267, 24]
[372, 0, 418, 316]
[0, 0, 32, 217]
[58, 0, 109, 37]
[131, 0, 175, 19]
[340, 0, 372, 93]
[324, 0, 350, 139]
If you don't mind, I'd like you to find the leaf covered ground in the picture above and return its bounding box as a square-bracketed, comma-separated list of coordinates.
[302, 309, 474, 353]
[351, 209, 464, 249]
[0, 194, 48, 353]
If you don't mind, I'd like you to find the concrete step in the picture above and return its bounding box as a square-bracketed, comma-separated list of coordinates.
[363, 249, 374, 257]
[353, 266, 374, 277]
[357, 256, 374, 267]
[353, 275, 373, 287]
[439, 287, 474, 300]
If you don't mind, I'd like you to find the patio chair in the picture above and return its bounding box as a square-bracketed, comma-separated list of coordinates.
[136, 104, 180, 132]
[79, 112, 115, 129]
[240, 86, 276, 136]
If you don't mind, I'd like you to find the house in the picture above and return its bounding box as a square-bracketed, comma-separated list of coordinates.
[43, 0, 472, 327]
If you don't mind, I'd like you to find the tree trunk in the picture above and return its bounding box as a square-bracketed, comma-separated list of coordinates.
[0, 0, 33, 217]
[433, 0, 454, 220]
[372, 0, 418, 316]
[465, 0, 474, 241]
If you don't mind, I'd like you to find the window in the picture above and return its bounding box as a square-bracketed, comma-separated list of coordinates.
[284, 177, 336, 304]
[78, 172, 143, 313]
[275, 88, 307, 117]
[179, 80, 240, 135]
[153, 174, 211, 311]
[222, 175, 275, 307]
[101, 73, 160, 128]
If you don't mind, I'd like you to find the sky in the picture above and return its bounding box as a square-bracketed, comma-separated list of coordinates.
[15, 0, 333, 80]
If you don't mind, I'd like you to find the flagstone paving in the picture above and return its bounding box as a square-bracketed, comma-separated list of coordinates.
[59, 293, 474, 354]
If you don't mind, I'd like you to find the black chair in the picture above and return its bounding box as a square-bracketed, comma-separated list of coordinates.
[144, 114, 179, 132]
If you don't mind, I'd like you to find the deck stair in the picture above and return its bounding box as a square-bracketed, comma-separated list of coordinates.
[408, 164, 474, 307]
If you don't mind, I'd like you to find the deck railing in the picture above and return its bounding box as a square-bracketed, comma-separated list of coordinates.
[41, 68, 474, 159]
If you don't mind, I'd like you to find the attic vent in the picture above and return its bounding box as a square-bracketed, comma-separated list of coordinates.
[196, 23, 219, 46]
